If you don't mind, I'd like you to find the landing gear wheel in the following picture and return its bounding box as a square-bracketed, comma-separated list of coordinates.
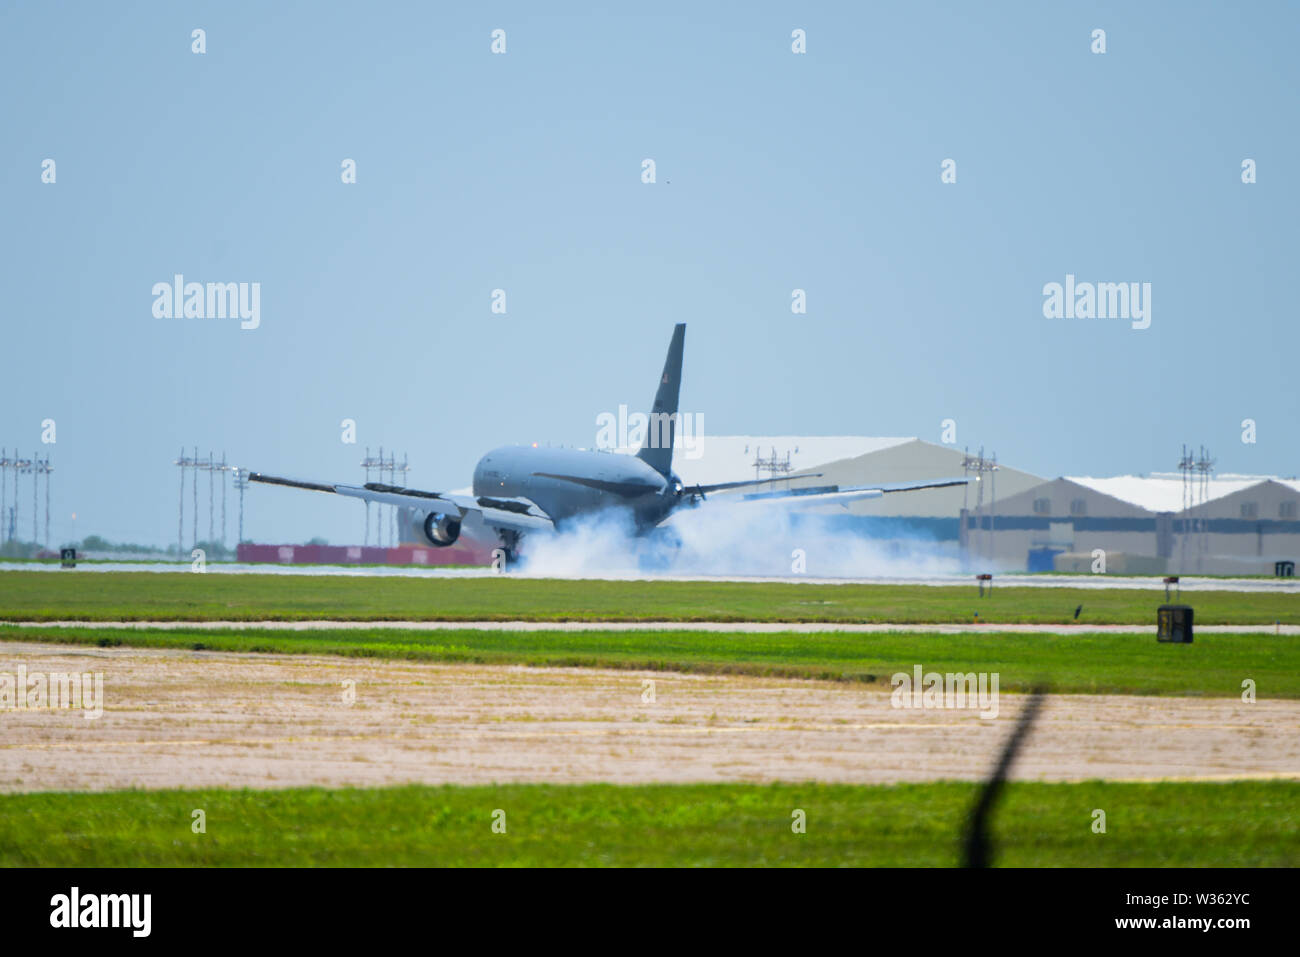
[493, 532, 522, 573]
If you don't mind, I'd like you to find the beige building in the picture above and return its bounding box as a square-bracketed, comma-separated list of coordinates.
[636, 436, 1300, 575]
[678, 436, 1044, 558]
[981, 478, 1165, 573]
[980, 474, 1300, 575]
[1165, 478, 1300, 574]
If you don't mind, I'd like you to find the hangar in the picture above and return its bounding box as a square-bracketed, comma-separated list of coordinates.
[676, 438, 1299, 575]
[674, 435, 1045, 561]
[955, 473, 1300, 575]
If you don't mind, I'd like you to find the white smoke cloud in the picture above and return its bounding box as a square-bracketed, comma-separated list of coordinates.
[516, 500, 963, 579]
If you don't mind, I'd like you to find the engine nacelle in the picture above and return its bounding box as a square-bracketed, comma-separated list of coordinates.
[422, 511, 461, 547]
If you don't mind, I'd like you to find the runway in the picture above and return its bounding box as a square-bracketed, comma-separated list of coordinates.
[4, 563, 1299, 593]
[7, 619, 1298, 634]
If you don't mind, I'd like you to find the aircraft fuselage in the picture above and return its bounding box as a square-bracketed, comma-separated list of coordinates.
[472, 445, 683, 530]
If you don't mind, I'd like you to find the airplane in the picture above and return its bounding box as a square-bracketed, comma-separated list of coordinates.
[249, 323, 967, 567]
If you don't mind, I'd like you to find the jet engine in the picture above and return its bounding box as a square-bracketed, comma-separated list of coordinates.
[422, 511, 462, 547]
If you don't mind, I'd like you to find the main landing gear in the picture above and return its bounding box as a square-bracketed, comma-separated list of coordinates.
[493, 530, 522, 572]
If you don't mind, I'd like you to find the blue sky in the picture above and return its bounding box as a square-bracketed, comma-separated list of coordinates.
[2, 1, 1296, 548]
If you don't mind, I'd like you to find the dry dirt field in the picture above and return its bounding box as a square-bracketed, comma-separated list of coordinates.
[1, 641, 1297, 792]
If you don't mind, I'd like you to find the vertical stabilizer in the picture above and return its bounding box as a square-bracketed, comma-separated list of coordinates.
[636, 323, 685, 477]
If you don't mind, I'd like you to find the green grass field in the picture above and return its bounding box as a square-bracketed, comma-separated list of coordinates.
[4, 623, 1295, 697]
[4, 570, 1293, 868]
[1, 571, 1296, 624]
[2, 780, 1294, 866]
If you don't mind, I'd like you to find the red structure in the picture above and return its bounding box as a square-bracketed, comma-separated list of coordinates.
[236, 542, 491, 566]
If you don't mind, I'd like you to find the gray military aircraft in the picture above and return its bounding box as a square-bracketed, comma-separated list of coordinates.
[250, 323, 966, 565]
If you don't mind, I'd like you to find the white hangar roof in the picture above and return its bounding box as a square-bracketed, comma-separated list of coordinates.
[1065, 473, 1286, 514]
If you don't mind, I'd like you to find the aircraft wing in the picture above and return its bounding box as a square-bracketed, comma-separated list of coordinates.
[247, 473, 554, 533]
[696, 476, 970, 511]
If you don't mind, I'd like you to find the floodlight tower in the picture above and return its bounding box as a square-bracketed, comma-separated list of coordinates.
[960, 447, 999, 565]
[191, 445, 199, 550]
[232, 466, 251, 547]
[0, 448, 9, 543]
[12, 452, 33, 544]
[35, 454, 52, 548]
[174, 447, 195, 556]
[1194, 446, 1215, 570]
[1, 448, 17, 544]
[377, 446, 385, 547]
[394, 452, 410, 545]
[219, 452, 228, 547]
[360, 447, 382, 546]
[197, 451, 216, 545]
[1177, 445, 1194, 571]
[44, 455, 52, 549]
[378, 445, 389, 547]
[385, 448, 397, 546]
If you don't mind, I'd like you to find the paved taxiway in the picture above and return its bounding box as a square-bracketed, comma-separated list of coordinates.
[4, 563, 1299, 592]
[7, 620, 1297, 634]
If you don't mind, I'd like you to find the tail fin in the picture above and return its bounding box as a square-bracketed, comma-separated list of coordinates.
[636, 323, 685, 477]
